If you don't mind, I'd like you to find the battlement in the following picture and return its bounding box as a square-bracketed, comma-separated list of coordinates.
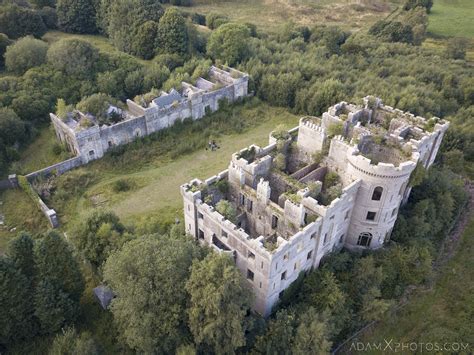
[182, 97, 449, 316]
[50, 65, 249, 164]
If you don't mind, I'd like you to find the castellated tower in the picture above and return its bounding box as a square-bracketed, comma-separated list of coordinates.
[181, 97, 449, 316]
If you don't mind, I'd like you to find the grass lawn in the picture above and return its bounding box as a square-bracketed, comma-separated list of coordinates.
[427, 0, 474, 38]
[346, 217, 474, 353]
[48, 101, 299, 230]
[178, 0, 398, 33]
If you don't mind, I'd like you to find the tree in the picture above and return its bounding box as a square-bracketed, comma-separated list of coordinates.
[404, 0, 433, 12]
[0, 258, 36, 346]
[0, 108, 27, 146]
[103, 234, 202, 353]
[32, 231, 85, 335]
[185, 253, 252, 354]
[7, 232, 35, 280]
[71, 210, 127, 268]
[76, 93, 121, 124]
[293, 308, 332, 355]
[157, 8, 188, 55]
[30, 0, 56, 8]
[349, 256, 385, 311]
[57, 0, 97, 34]
[0, 5, 47, 39]
[205, 12, 229, 30]
[34, 279, 79, 334]
[39, 7, 58, 30]
[297, 79, 345, 116]
[5, 36, 48, 74]
[215, 200, 237, 223]
[105, 0, 164, 56]
[47, 38, 99, 77]
[207, 23, 250, 66]
[49, 327, 101, 355]
[0, 33, 11, 68]
[133, 21, 160, 60]
[253, 309, 297, 355]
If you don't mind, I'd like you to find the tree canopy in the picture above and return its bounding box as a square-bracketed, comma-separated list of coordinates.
[46, 38, 99, 77]
[207, 23, 250, 66]
[103, 234, 203, 353]
[5, 36, 48, 74]
[185, 253, 253, 354]
[57, 0, 98, 34]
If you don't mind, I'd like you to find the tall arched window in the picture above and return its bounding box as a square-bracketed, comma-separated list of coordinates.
[372, 186, 383, 201]
[357, 232, 372, 247]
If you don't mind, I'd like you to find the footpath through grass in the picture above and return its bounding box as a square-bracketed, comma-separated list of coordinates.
[347, 217, 474, 353]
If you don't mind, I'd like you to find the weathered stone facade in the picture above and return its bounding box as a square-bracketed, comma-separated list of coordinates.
[50, 66, 249, 163]
[181, 97, 449, 316]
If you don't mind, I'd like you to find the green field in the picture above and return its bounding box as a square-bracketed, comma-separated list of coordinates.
[180, 0, 397, 33]
[345, 217, 474, 353]
[428, 0, 474, 38]
[41, 102, 299, 230]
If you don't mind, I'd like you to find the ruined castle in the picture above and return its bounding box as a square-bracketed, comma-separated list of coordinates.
[181, 97, 449, 316]
[50, 66, 249, 163]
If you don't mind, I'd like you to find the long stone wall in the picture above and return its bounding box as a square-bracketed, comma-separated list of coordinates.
[26, 156, 84, 182]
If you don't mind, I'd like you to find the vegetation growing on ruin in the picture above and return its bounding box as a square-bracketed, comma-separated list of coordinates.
[0, 0, 473, 353]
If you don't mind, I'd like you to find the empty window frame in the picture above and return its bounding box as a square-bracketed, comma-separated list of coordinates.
[366, 211, 376, 221]
[372, 186, 383, 201]
[357, 232, 372, 247]
[247, 269, 254, 281]
[271, 215, 279, 229]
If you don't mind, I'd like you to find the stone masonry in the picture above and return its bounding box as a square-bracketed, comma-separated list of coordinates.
[50, 66, 249, 163]
[181, 97, 449, 316]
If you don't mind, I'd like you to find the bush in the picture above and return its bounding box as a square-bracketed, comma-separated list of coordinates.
[5, 36, 48, 74]
[205, 12, 228, 30]
[112, 179, 132, 192]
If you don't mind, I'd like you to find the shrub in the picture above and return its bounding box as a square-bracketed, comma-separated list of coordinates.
[5, 36, 48, 74]
[112, 179, 132, 192]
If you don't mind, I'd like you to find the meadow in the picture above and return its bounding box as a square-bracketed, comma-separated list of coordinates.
[427, 0, 474, 38]
[184, 0, 398, 33]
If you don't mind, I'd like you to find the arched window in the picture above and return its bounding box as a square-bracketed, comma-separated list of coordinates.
[372, 186, 383, 201]
[357, 232, 372, 247]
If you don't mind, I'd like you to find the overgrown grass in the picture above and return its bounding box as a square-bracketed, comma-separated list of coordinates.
[349, 217, 474, 352]
[178, 0, 398, 33]
[0, 189, 49, 253]
[9, 126, 73, 176]
[46, 99, 299, 230]
[427, 0, 474, 38]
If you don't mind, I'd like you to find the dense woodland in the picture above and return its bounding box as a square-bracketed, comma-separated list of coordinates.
[0, 0, 473, 353]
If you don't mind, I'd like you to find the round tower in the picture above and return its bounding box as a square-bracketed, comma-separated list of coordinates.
[344, 150, 418, 249]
